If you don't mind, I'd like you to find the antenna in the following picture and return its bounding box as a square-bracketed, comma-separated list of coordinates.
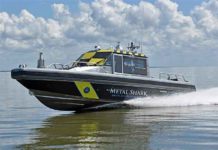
[127, 42, 140, 52]
[115, 41, 121, 50]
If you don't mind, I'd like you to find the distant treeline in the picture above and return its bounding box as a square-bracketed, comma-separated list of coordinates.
[0, 70, 10, 72]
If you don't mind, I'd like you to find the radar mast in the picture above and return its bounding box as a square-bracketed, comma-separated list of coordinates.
[128, 42, 140, 52]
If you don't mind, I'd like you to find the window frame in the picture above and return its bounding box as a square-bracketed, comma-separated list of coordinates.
[113, 54, 123, 74]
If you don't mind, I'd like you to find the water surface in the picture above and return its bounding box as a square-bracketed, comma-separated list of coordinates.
[1, 67, 218, 149]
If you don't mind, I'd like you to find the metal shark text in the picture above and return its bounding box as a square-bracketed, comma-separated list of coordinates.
[106, 88, 147, 96]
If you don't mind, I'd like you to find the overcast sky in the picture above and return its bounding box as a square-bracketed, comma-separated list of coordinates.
[1, 0, 218, 70]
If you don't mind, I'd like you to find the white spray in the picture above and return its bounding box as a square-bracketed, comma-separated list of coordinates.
[124, 88, 218, 108]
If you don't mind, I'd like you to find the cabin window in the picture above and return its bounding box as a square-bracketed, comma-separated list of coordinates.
[134, 58, 146, 69]
[75, 59, 89, 67]
[123, 56, 147, 75]
[74, 51, 113, 67]
[134, 58, 147, 75]
[123, 56, 135, 74]
[105, 54, 112, 66]
[114, 55, 123, 73]
[93, 52, 111, 58]
[113, 54, 147, 75]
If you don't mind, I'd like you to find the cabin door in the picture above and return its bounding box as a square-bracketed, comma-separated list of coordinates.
[113, 54, 123, 73]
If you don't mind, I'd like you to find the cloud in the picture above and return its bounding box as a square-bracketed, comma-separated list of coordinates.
[1, 0, 218, 69]
[192, 0, 218, 37]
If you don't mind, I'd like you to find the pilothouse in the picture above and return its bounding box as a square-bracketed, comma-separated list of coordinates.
[11, 42, 196, 111]
[73, 42, 148, 76]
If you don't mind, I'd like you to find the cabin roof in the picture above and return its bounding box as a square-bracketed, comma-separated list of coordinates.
[83, 49, 147, 58]
[77, 49, 147, 66]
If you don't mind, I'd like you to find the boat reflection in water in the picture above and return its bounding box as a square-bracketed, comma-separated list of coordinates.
[18, 106, 216, 150]
[19, 109, 153, 149]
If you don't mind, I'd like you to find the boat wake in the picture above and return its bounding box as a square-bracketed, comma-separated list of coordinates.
[124, 88, 218, 108]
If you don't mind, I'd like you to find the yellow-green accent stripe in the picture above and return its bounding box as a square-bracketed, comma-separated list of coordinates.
[74, 81, 99, 99]
[89, 58, 105, 65]
[81, 52, 96, 59]
[97, 49, 113, 52]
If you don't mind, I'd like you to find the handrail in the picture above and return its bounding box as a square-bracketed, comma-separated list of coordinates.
[47, 63, 66, 70]
[159, 72, 170, 79]
[159, 72, 188, 82]
[46, 61, 103, 70]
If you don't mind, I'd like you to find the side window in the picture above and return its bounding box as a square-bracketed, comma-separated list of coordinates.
[114, 55, 123, 73]
[123, 56, 147, 75]
[133, 58, 147, 75]
[113, 54, 147, 76]
[134, 58, 146, 69]
[123, 56, 135, 74]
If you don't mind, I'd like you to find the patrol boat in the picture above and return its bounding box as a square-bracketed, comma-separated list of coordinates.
[11, 42, 196, 111]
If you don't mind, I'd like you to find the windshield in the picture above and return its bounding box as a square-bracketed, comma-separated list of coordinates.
[74, 51, 112, 67]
